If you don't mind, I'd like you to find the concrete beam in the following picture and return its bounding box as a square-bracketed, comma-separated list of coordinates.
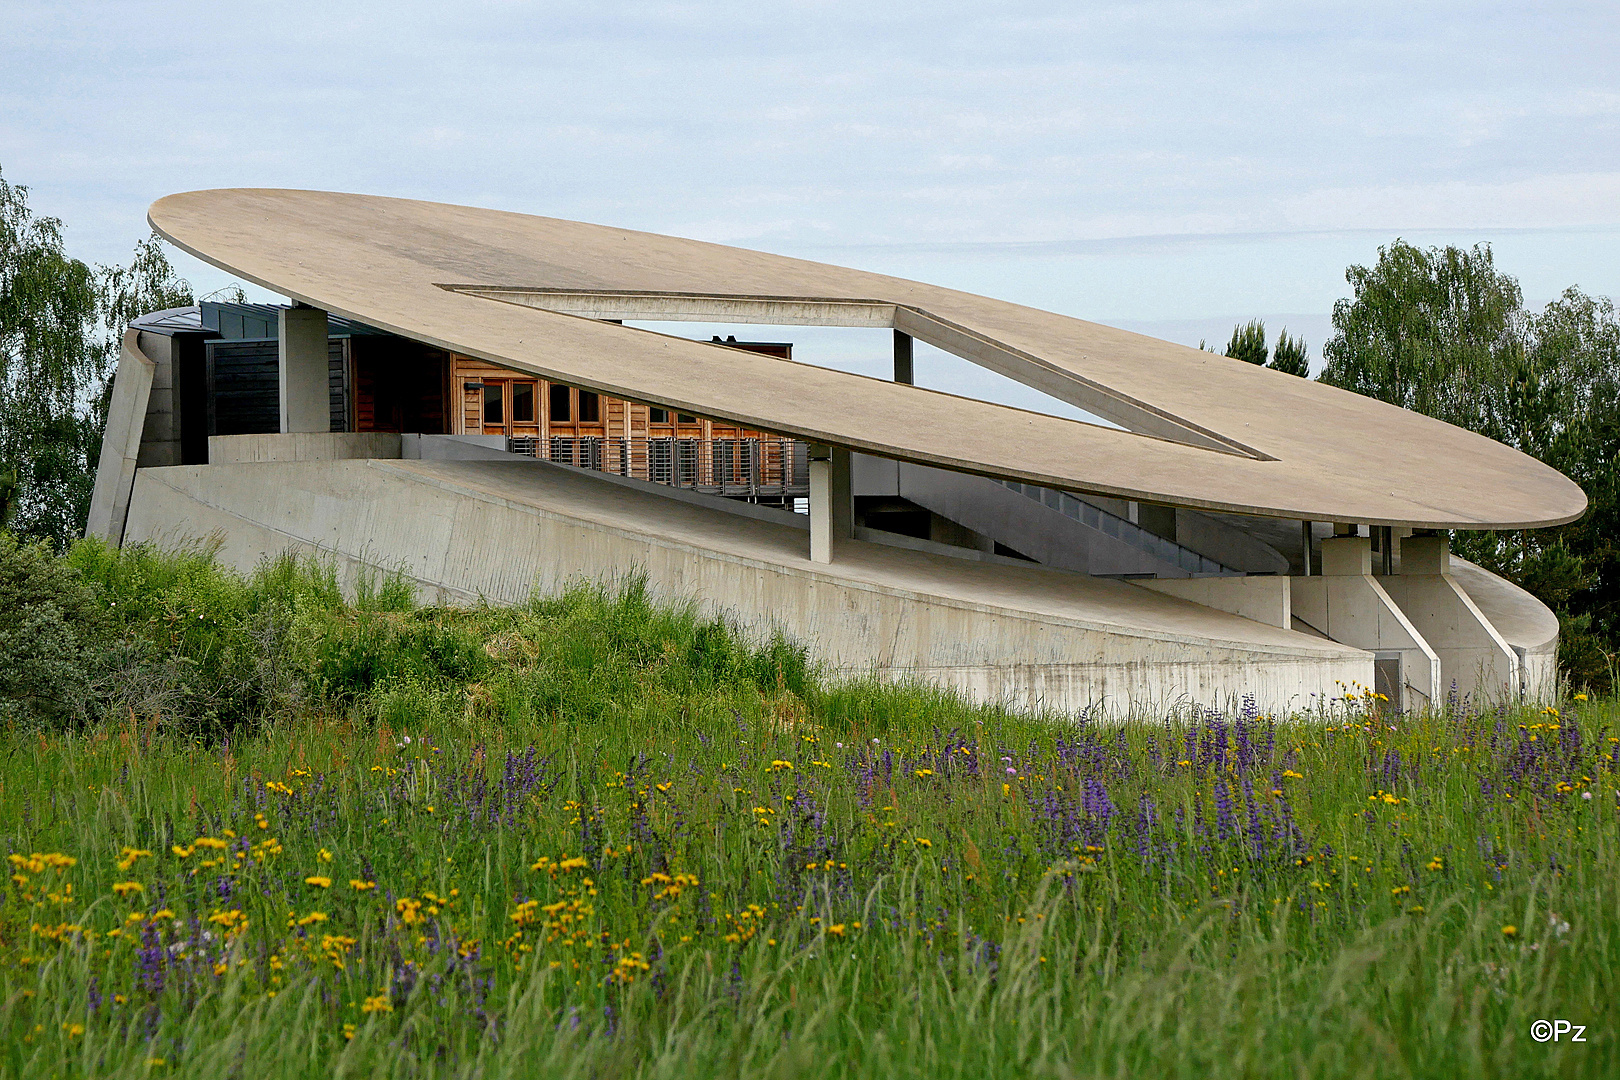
[1378, 535, 1522, 705]
[808, 444, 852, 563]
[1293, 535, 1442, 709]
[279, 304, 329, 434]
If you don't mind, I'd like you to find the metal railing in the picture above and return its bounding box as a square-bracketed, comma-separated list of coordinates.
[509, 435, 810, 500]
[996, 480, 1234, 575]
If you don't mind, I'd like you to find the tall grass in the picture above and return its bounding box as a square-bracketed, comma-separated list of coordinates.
[0, 542, 1615, 1077]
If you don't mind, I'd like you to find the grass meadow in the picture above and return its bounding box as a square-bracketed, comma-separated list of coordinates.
[0, 538, 1616, 1078]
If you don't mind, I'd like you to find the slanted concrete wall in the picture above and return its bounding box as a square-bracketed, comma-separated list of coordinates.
[122, 458, 1373, 718]
[1379, 536, 1522, 705]
[1292, 536, 1441, 708]
[85, 329, 158, 544]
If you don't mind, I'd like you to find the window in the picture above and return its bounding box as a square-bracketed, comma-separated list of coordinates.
[648, 407, 669, 424]
[677, 413, 697, 424]
[512, 382, 535, 422]
[549, 384, 572, 422]
[578, 390, 600, 422]
[483, 383, 503, 424]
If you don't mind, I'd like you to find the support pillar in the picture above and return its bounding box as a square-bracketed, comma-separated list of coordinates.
[1292, 535, 1442, 709]
[1300, 521, 1313, 576]
[279, 304, 329, 433]
[808, 444, 852, 564]
[893, 330, 914, 385]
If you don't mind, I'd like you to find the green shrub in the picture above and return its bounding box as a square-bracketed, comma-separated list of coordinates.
[0, 533, 113, 726]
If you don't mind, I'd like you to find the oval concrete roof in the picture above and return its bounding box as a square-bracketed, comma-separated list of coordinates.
[149, 188, 1585, 530]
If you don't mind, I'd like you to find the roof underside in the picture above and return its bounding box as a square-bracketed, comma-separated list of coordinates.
[147, 188, 1587, 530]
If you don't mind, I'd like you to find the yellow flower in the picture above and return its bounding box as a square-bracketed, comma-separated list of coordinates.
[1502, 925, 1517, 938]
[914, 837, 932, 848]
[826, 923, 847, 937]
[171, 845, 194, 858]
[111, 881, 144, 899]
[305, 876, 332, 889]
[769, 760, 793, 771]
[350, 880, 376, 891]
[1574, 693, 1588, 702]
[296, 912, 328, 926]
[914, 769, 934, 778]
[116, 847, 153, 871]
[318, 848, 333, 863]
[361, 993, 393, 1014]
[61, 1022, 84, 1037]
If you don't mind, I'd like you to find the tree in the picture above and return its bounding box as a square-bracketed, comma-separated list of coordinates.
[1321, 240, 1620, 690]
[1320, 240, 1522, 429]
[0, 166, 106, 545]
[1270, 330, 1310, 376]
[0, 165, 193, 547]
[1224, 319, 1268, 365]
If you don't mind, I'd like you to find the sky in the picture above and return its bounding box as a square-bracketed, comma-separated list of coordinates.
[4, 0, 1618, 407]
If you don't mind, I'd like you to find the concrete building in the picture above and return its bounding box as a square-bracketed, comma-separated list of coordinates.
[88, 189, 1583, 717]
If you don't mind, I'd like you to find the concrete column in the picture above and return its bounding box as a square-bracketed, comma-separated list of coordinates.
[1378, 534, 1522, 704]
[893, 330, 914, 385]
[808, 444, 852, 564]
[1300, 521, 1313, 576]
[279, 304, 329, 433]
[1293, 535, 1442, 709]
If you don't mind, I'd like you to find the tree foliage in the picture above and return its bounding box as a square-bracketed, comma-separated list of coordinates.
[1220, 318, 1311, 375]
[0, 165, 194, 547]
[1322, 240, 1620, 690]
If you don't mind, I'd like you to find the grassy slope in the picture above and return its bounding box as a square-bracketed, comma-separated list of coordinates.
[0, 541, 1616, 1078]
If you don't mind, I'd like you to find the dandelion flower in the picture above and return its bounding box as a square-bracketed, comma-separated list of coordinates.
[112, 881, 144, 898]
[304, 876, 332, 889]
[1502, 925, 1517, 938]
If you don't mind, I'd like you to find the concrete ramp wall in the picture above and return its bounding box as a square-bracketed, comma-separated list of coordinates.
[121, 457, 1372, 718]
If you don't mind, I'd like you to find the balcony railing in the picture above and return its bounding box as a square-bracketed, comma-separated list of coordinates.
[509, 435, 810, 500]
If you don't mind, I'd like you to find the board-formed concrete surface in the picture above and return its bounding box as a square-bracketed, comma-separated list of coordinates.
[146, 189, 1585, 530]
[122, 456, 1372, 716]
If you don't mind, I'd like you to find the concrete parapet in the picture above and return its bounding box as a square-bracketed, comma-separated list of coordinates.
[209, 433, 403, 464]
[1136, 575, 1291, 629]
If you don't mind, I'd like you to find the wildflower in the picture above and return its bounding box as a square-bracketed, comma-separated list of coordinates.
[351, 879, 377, 891]
[914, 769, 933, 778]
[265, 780, 294, 795]
[116, 848, 153, 871]
[826, 923, 847, 937]
[1501, 925, 1517, 938]
[171, 845, 194, 858]
[193, 837, 228, 851]
[152, 909, 175, 921]
[914, 837, 932, 848]
[62, 1023, 84, 1037]
[343, 1023, 356, 1041]
[112, 881, 144, 899]
[770, 760, 794, 771]
[305, 876, 332, 889]
[1575, 693, 1588, 702]
[361, 993, 393, 1014]
[1425, 858, 1444, 872]
[396, 897, 424, 925]
[297, 912, 328, 926]
[318, 848, 333, 863]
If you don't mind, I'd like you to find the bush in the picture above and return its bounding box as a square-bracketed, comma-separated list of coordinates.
[0, 533, 113, 726]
